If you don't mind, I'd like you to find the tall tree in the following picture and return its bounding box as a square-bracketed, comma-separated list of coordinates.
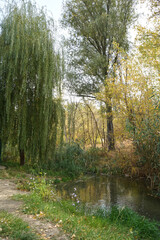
[137, 0, 160, 73]
[62, 0, 136, 150]
[0, 1, 61, 165]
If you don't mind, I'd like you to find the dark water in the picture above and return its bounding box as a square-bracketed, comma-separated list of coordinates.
[56, 175, 160, 221]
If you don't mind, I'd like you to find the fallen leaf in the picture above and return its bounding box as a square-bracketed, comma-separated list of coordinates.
[71, 234, 76, 239]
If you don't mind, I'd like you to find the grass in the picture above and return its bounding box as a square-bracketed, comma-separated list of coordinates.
[0, 163, 160, 240]
[13, 177, 160, 240]
[0, 161, 73, 184]
[0, 211, 40, 240]
[14, 194, 134, 240]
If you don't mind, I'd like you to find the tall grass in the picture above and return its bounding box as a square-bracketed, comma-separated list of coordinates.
[53, 143, 101, 177]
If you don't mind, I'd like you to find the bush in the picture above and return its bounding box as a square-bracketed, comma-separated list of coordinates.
[53, 143, 102, 177]
[126, 109, 160, 191]
[133, 117, 160, 189]
[54, 142, 86, 177]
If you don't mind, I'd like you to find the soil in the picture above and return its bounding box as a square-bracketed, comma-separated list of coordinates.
[0, 176, 69, 240]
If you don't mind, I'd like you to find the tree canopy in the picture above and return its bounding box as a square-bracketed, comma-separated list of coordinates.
[0, 1, 62, 165]
[62, 0, 136, 95]
[62, 0, 136, 150]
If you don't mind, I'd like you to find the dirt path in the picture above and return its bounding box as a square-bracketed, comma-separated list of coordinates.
[0, 178, 68, 240]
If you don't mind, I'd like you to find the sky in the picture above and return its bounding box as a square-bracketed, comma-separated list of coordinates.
[0, 0, 150, 30]
[35, 0, 150, 25]
[0, 0, 63, 23]
[35, 0, 64, 22]
[34, 0, 151, 42]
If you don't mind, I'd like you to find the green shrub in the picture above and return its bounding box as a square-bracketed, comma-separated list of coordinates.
[53, 142, 86, 177]
[83, 147, 104, 167]
[53, 143, 104, 177]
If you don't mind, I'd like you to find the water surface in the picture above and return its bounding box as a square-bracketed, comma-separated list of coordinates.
[56, 175, 160, 221]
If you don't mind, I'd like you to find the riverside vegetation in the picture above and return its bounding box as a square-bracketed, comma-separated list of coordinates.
[0, 165, 160, 240]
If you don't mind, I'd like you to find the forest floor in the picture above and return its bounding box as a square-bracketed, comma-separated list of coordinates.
[0, 171, 68, 240]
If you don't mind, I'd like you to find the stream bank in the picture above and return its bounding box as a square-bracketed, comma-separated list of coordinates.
[56, 175, 160, 222]
[0, 165, 160, 240]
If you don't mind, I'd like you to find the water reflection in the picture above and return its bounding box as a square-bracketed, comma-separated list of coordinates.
[56, 176, 160, 221]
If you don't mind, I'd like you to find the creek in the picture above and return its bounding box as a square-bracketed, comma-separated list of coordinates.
[56, 175, 160, 221]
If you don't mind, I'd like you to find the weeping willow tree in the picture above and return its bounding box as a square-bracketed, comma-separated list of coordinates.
[0, 1, 62, 166]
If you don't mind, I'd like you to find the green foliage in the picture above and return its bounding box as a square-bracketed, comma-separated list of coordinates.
[53, 143, 103, 177]
[85, 147, 104, 161]
[62, 0, 136, 94]
[32, 177, 56, 202]
[0, 0, 63, 166]
[54, 143, 86, 177]
[17, 175, 57, 202]
[0, 211, 39, 240]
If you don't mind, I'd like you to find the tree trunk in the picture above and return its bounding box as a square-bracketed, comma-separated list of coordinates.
[19, 149, 25, 166]
[106, 104, 115, 151]
[85, 101, 104, 148]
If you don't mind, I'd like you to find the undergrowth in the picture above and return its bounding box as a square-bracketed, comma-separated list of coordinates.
[53, 143, 102, 177]
[1, 143, 104, 179]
